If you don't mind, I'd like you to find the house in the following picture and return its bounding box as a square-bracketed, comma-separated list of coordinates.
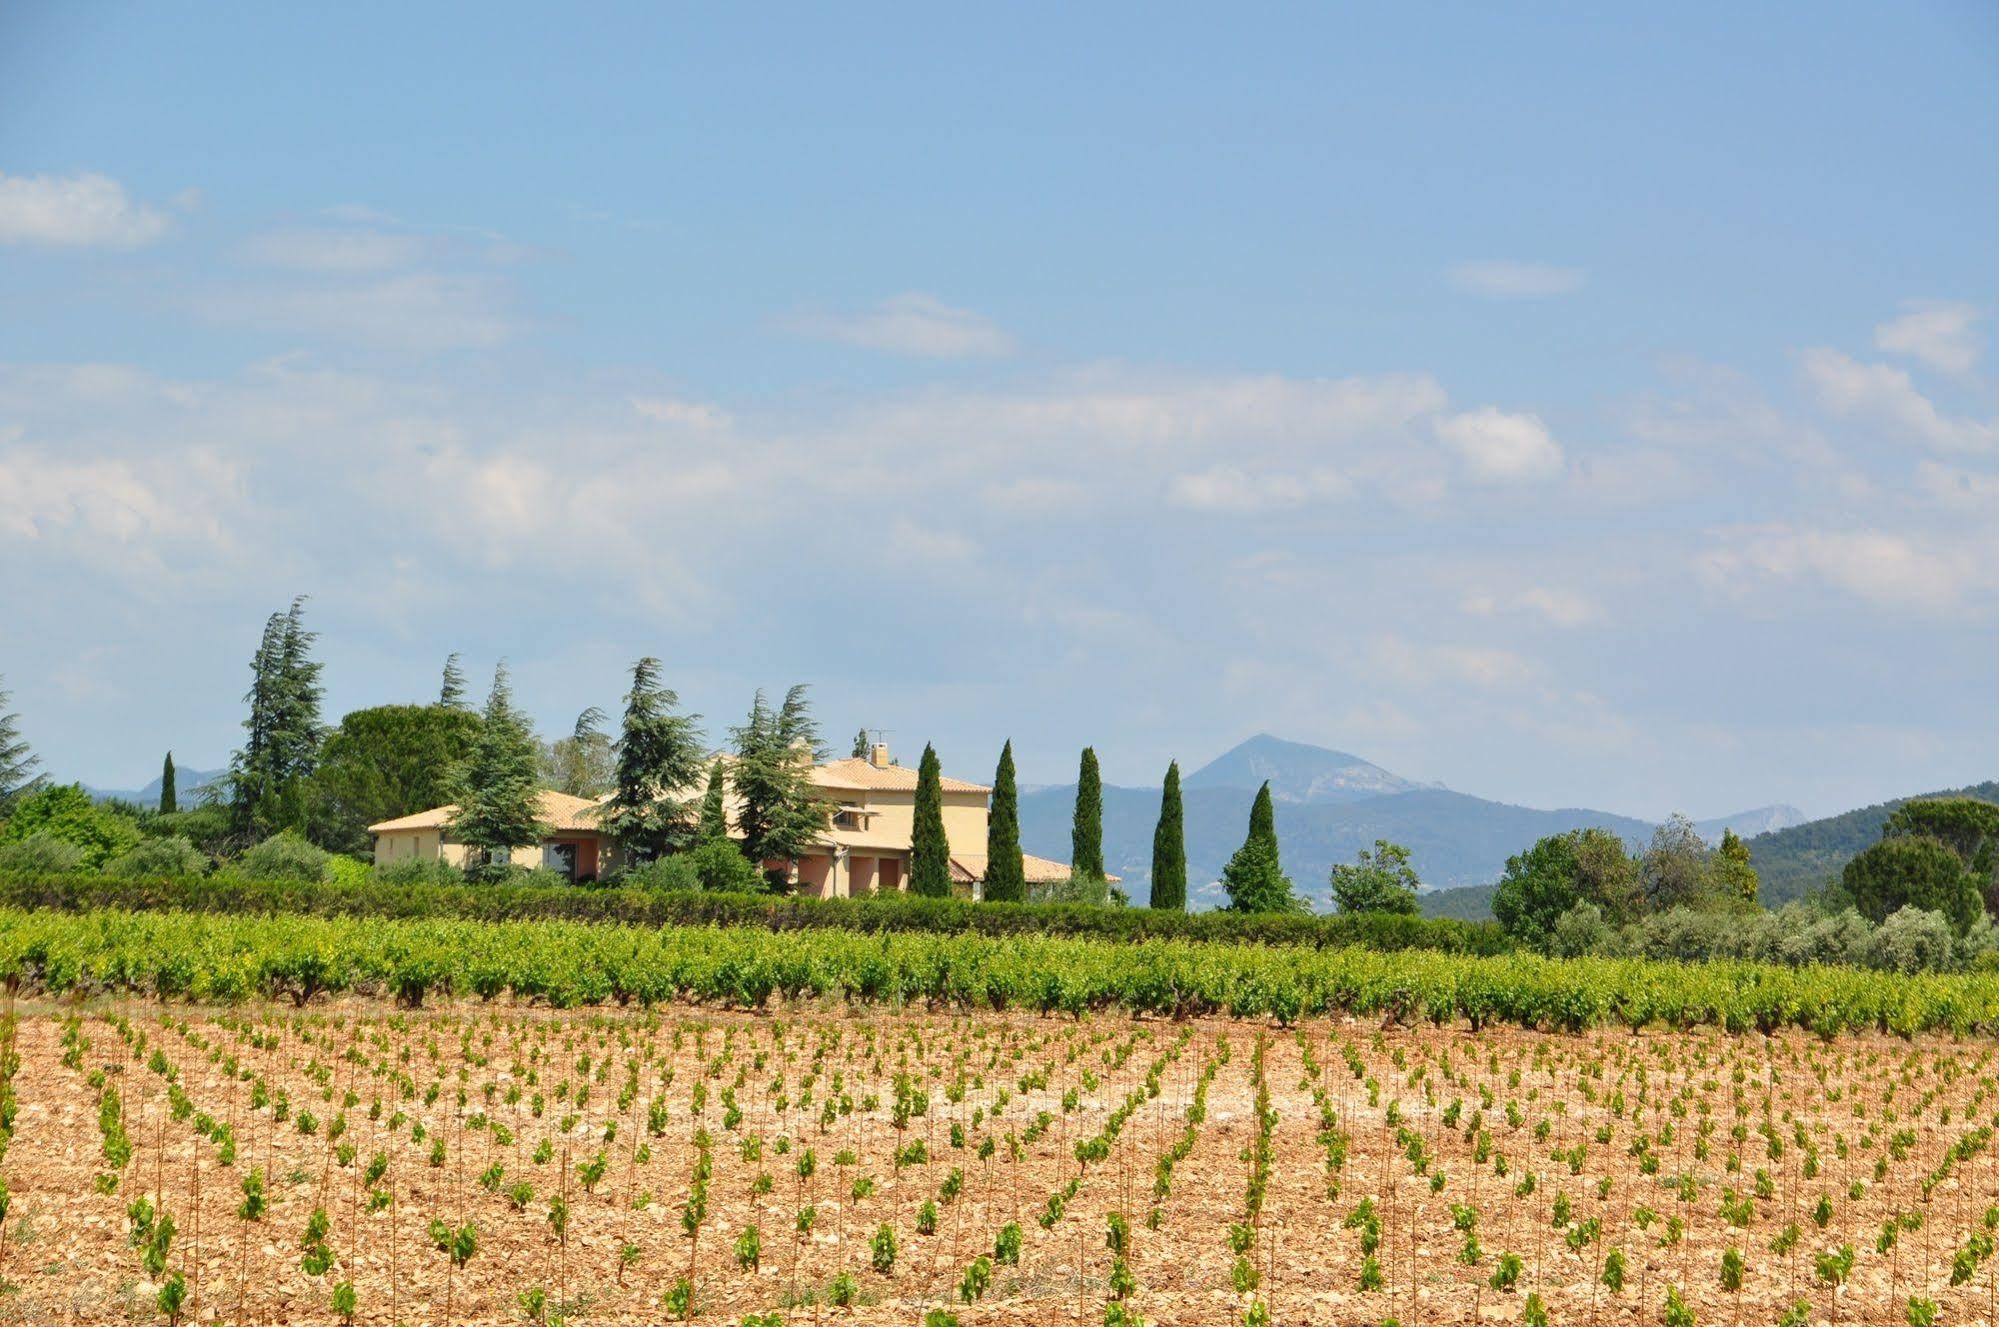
[367, 742, 1098, 897]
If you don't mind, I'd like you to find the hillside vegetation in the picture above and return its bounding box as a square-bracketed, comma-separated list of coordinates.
[1747, 780, 1999, 905]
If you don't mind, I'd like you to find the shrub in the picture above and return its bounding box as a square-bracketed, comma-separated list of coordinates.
[617, 855, 702, 893]
[236, 831, 331, 883]
[374, 857, 467, 888]
[324, 855, 371, 887]
[1867, 907, 1956, 975]
[689, 838, 767, 894]
[104, 836, 207, 878]
[1548, 903, 1614, 959]
[0, 832, 88, 874]
[0, 784, 139, 868]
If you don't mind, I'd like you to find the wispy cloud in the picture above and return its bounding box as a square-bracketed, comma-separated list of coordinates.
[196, 272, 523, 352]
[1434, 407, 1563, 481]
[1165, 465, 1350, 513]
[241, 227, 429, 273]
[1874, 301, 1987, 376]
[0, 170, 174, 249]
[1798, 347, 1998, 452]
[780, 292, 1015, 359]
[1447, 260, 1585, 300]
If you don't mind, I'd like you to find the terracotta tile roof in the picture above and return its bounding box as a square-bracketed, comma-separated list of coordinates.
[810, 757, 989, 795]
[368, 790, 603, 835]
[950, 852, 1116, 885]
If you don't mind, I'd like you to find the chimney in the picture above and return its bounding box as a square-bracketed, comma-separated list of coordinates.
[870, 742, 890, 769]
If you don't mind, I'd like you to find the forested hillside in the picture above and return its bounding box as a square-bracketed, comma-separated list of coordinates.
[1748, 780, 1999, 905]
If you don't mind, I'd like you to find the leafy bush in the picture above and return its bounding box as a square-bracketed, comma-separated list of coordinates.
[324, 855, 372, 887]
[235, 831, 331, 883]
[1548, 903, 1614, 959]
[0, 831, 88, 874]
[1866, 907, 1956, 975]
[0, 784, 139, 868]
[1026, 875, 1125, 907]
[373, 857, 467, 888]
[105, 836, 208, 878]
[617, 855, 702, 893]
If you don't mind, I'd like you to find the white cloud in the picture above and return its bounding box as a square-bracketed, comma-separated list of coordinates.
[1914, 460, 1999, 513]
[1875, 301, 1987, 376]
[1373, 635, 1543, 691]
[0, 445, 240, 565]
[0, 170, 173, 249]
[242, 228, 428, 273]
[984, 476, 1090, 515]
[1448, 260, 1585, 299]
[1463, 586, 1598, 628]
[1165, 465, 1350, 513]
[1798, 347, 1999, 453]
[197, 273, 522, 351]
[888, 518, 976, 562]
[1698, 526, 1981, 614]
[1434, 407, 1563, 481]
[781, 292, 1015, 359]
[631, 396, 732, 431]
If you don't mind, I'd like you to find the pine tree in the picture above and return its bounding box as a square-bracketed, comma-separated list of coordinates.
[439, 654, 469, 709]
[1222, 782, 1298, 913]
[0, 675, 42, 812]
[983, 741, 1025, 903]
[699, 759, 728, 841]
[910, 743, 952, 897]
[541, 707, 614, 797]
[1716, 828, 1760, 905]
[159, 752, 177, 814]
[1071, 747, 1104, 881]
[730, 685, 829, 877]
[451, 663, 548, 876]
[229, 597, 324, 837]
[851, 728, 871, 759]
[599, 658, 706, 862]
[1150, 760, 1186, 910]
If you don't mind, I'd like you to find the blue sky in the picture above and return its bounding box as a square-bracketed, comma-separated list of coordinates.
[2, 2, 1996, 819]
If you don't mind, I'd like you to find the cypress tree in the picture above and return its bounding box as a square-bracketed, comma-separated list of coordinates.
[1221, 781, 1297, 913]
[699, 759, 728, 841]
[1071, 746, 1104, 880]
[451, 662, 548, 877]
[910, 742, 952, 897]
[0, 674, 40, 812]
[159, 752, 177, 814]
[983, 740, 1025, 903]
[439, 653, 469, 709]
[1149, 760, 1186, 910]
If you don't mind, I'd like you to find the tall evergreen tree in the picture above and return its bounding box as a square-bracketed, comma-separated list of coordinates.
[0, 675, 42, 812]
[910, 742, 952, 897]
[983, 740, 1025, 903]
[1071, 747, 1104, 880]
[541, 706, 615, 797]
[229, 597, 325, 837]
[599, 658, 706, 862]
[159, 752, 177, 814]
[451, 663, 548, 876]
[439, 653, 469, 709]
[730, 685, 829, 877]
[1221, 782, 1298, 913]
[1150, 760, 1186, 910]
[699, 759, 728, 841]
[305, 703, 482, 854]
[851, 728, 871, 759]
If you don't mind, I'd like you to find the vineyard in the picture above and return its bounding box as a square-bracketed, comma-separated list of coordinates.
[3, 999, 1999, 1325]
[4, 909, 1999, 1036]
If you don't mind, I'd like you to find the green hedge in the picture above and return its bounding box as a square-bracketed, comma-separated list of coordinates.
[0, 872, 1510, 955]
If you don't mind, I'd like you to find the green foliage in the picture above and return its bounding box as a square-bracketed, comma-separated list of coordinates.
[438, 653, 469, 709]
[983, 742, 1025, 904]
[159, 753, 177, 815]
[229, 596, 325, 839]
[1072, 748, 1104, 881]
[910, 744, 952, 899]
[600, 658, 707, 861]
[729, 686, 826, 874]
[450, 664, 548, 876]
[1223, 784, 1299, 914]
[306, 703, 482, 854]
[0, 784, 139, 868]
[1329, 839, 1422, 916]
[237, 831, 331, 883]
[541, 706, 614, 798]
[1150, 761, 1186, 911]
[105, 835, 207, 878]
[0, 832, 87, 874]
[0, 675, 41, 811]
[1715, 829, 1758, 905]
[1026, 874, 1126, 907]
[1843, 835, 1982, 933]
[1644, 815, 1720, 912]
[698, 760, 728, 842]
[1493, 827, 1643, 946]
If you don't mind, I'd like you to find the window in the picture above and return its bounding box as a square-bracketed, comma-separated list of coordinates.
[543, 842, 578, 881]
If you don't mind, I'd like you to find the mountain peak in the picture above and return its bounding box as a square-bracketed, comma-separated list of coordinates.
[1184, 734, 1429, 804]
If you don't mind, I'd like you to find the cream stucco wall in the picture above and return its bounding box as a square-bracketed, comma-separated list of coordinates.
[827, 787, 987, 861]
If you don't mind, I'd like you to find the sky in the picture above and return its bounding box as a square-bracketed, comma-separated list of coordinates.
[2, 2, 1997, 821]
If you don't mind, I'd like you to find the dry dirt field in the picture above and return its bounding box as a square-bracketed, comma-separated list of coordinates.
[0, 999, 1992, 1326]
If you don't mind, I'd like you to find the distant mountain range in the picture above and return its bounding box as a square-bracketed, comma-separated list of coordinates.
[1019, 734, 1807, 912]
[83, 766, 227, 807]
